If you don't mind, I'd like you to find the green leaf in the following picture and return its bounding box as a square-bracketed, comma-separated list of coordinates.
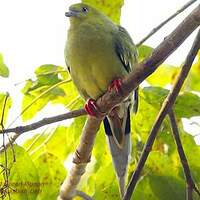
[0, 93, 12, 127]
[23, 116, 86, 161]
[139, 86, 200, 118]
[82, 0, 124, 24]
[34, 153, 66, 200]
[21, 64, 70, 121]
[138, 45, 154, 62]
[147, 64, 179, 87]
[0, 145, 39, 200]
[0, 54, 9, 78]
[174, 92, 200, 118]
[187, 51, 200, 92]
[34, 65, 63, 86]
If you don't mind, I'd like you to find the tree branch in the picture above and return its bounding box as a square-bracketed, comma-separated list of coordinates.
[57, 117, 102, 200]
[136, 0, 198, 47]
[0, 108, 86, 153]
[57, 5, 200, 200]
[168, 110, 200, 200]
[0, 109, 86, 134]
[123, 28, 200, 200]
[96, 5, 200, 114]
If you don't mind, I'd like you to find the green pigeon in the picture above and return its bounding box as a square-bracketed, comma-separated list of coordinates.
[65, 3, 138, 197]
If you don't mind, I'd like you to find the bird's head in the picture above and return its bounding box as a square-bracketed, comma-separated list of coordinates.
[65, 3, 100, 23]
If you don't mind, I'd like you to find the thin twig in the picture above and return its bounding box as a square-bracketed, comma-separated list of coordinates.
[123, 28, 200, 200]
[8, 79, 71, 128]
[136, 0, 198, 47]
[0, 93, 11, 199]
[29, 126, 58, 156]
[168, 110, 200, 200]
[0, 108, 86, 135]
[14, 70, 69, 86]
[26, 127, 49, 152]
[0, 108, 86, 153]
[75, 190, 94, 200]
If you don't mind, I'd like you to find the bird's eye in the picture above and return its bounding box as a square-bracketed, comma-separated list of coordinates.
[82, 7, 88, 13]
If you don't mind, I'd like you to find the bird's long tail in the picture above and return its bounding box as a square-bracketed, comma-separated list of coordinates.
[103, 103, 131, 197]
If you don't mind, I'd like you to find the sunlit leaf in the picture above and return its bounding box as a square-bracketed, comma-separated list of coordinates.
[174, 92, 200, 118]
[21, 64, 71, 121]
[187, 50, 200, 92]
[82, 0, 124, 24]
[0, 145, 39, 200]
[147, 64, 179, 87]
[34, 153, 66, 200]
[138, 45, 154, 62]
[23, 116, 86, 161]
[140, 87, 200, 118]
[0, 93, 12, 127]
[0, 54, 9, 78]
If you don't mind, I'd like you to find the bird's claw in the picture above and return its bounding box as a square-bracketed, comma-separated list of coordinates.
[84, 99, 104, 118]
[108, 78, 123, 93]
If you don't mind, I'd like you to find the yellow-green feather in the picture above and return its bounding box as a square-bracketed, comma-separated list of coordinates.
[65, 4, 136, 100]
[65, 3, 138, 196]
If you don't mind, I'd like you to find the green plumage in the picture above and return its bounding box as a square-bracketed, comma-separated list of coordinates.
[65, 3, 138, 197]
[65, 3, 137, 100]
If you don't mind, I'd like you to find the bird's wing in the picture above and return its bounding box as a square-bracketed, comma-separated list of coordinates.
[114, 26, 138, 73]
[103, 26, 139, 196]
[115, 26, 139, 113]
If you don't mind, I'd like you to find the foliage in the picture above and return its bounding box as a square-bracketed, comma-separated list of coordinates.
[0, 2, 200, 200]
[0, 145, 40, 200]
[82, 0, 124, 24]
[0, 54, 9, 78]
[0, 93, 12, 127]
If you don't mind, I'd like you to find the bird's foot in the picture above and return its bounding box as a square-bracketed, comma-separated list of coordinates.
[108, 78, 123, 93]
[84, 99, 104, 118]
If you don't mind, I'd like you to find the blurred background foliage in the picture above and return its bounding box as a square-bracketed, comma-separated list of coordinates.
[0, 0, 200, 199]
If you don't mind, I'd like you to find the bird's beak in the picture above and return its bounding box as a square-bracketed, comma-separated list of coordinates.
[65, 10, 78, 17]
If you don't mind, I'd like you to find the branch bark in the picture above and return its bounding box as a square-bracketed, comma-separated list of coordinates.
[0, 109, 86, 152]
[0, 109, 86, 134]
[57, 5, 200, 200]
[58, 117, 102, 200]
[123, 28, 200, 200]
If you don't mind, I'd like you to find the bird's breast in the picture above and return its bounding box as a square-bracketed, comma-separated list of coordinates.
[66, 24, 127, 100]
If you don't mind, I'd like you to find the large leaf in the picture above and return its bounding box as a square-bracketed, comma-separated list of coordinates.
[21, 64, 76, 121]
[174, 92, 200, 118]
[187, 50, 200, 92]
[23, 116, 86, 161]
[147, 64, 179, 87]
[0, 54, 9, 78]
[0, 145, 39, 200]
[34, 153, 66, 200]
[140, 87, 200, 118]
[82, 0, 124, 24]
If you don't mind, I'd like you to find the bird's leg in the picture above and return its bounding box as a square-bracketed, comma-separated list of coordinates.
[84, 99, 104, 118]
[108, 78, 123, 93]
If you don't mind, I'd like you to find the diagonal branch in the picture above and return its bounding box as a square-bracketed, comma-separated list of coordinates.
[123, 28, 200, 200]
[96, 5, 200, 114]
[168, 110, 200, 200]
[58, 117, 102, 200]
[57, 5, 200, 200]
[136, 0, 198, 47]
